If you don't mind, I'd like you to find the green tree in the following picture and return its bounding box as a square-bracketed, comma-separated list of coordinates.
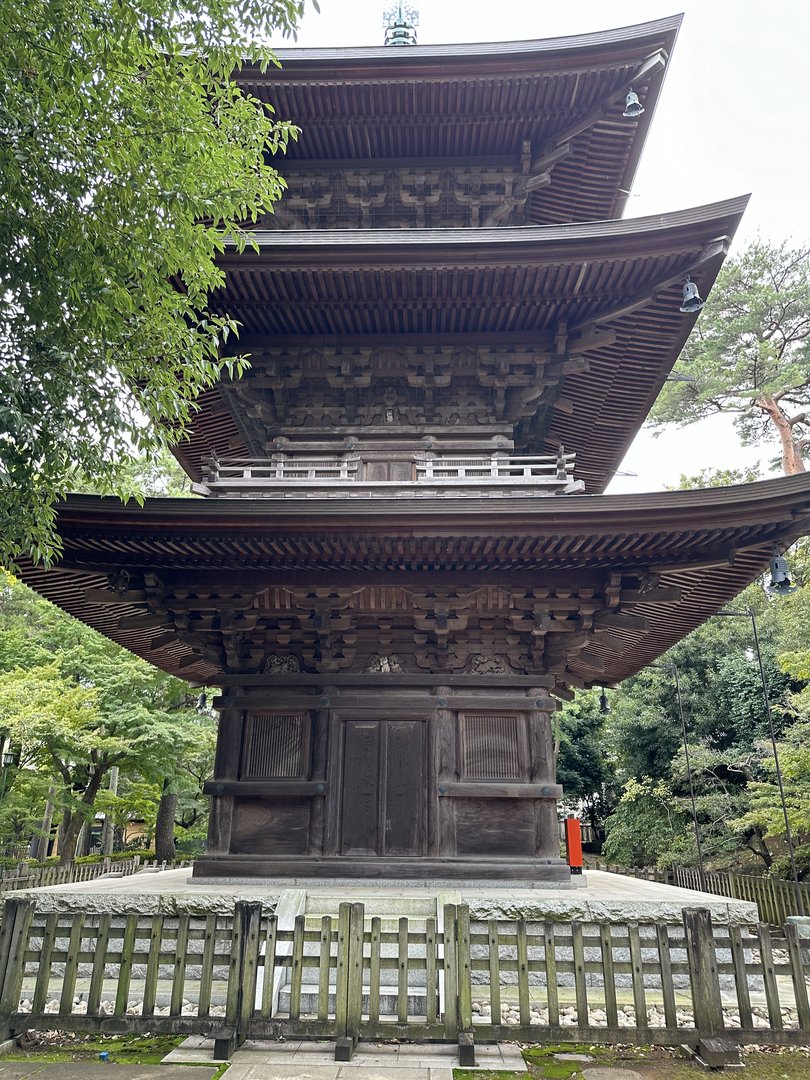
[602, 779, 689, 867]
[649, 240, 810, 475]
[0, 0, 311, 567]
[0, 572, 215, 862]
[555, 691, 619, 844]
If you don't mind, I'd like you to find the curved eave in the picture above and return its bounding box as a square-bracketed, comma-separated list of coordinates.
[241, 16, 681, 222]
[174, 197, 748, 491]
[265, 15, 683, 70]
[15, 474, 810, 686]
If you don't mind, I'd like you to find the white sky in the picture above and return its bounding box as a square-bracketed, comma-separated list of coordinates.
[275, 1, 810, 492]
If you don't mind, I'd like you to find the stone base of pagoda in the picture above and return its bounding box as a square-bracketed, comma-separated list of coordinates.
[191, 854, 572, 884]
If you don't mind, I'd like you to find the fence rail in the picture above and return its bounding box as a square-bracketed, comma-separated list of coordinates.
[0, 858, 190, 896]
[594, 862, 810, 928]
[0, 897, 807, 1064]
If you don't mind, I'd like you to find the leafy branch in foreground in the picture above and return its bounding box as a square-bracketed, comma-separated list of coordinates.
[0, 0, 311, 566]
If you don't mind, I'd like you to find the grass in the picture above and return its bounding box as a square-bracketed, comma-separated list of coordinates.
[454, 1044, 810, 1080]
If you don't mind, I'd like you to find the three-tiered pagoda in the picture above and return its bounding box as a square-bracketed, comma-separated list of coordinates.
[19, 15, 810, 882]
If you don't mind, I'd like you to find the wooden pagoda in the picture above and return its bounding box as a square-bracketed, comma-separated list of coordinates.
[17, 16, 810, 881]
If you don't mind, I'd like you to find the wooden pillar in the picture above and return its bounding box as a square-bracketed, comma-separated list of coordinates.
[206, 700, 244, 857]
[431, 687, 456, 858]
[528, 704, 560, 859]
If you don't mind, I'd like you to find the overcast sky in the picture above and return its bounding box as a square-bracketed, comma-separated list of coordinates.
[275, 2, 810, 492]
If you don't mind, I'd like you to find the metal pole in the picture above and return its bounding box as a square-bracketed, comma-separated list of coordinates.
[747, 608, 805, 917]
[671, 663, 708, 892]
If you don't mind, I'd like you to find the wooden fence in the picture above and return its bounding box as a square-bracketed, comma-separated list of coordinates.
[0, 858, 190, 896]
[0, 897, 807, 1064]
[595, 862, 810, 928]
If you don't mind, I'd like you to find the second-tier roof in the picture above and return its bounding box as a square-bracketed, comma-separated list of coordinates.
[176, 196, 749, 493]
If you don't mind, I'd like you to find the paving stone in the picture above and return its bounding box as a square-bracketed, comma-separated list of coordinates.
[582, 1069, 644, 1080]
[231, 1067, 339, 1080]
[336, 1071, 429, 1080]
[555, 1053, 595, 1062]
[10, 1067, 219, 1080]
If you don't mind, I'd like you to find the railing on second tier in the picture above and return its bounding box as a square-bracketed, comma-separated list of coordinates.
[194, 448, 584, 498]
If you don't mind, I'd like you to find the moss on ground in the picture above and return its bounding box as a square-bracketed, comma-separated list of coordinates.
[3, 1032, 184, 1064]
[455, 1044, 810, 1080]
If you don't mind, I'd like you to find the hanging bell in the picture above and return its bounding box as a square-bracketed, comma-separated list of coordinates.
[599, 688, 611, 715]
[679, 277, 705, 313]
[767, 554, 798, 596]
[622, 90, 645, 118]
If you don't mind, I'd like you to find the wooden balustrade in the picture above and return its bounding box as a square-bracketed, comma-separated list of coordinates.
[196, 450, 582, 497]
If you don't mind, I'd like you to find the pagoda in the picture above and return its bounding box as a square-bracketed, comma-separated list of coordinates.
[18, 15, 810, 882]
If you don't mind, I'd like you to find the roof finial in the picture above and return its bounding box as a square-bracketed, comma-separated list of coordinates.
[383, 2, 419, 46]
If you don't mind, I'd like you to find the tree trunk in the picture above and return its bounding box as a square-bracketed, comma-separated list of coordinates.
[755, 394, 807, 474]
[30, 784, 56, 862]
[57, 767, 107, 866]
[100, 766, 119, 856]
[155, 779, 177, 862]
[59, 813, 85, 866]
[744, 826, 773, 868]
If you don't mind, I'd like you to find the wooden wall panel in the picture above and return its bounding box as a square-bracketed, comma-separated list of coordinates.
[460, 713, 524, 779]
[242, 712, 309, 778]
[454, 798, 536, 856]
[230, 797, 311, 855]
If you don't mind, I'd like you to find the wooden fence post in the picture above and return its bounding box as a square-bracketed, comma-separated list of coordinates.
[0, 897, 35, 1038]
[334, 902, 362, 1062]
[683, 908, 738, 1067]
[784, 920, 810, 1032]
[442, 903, 459, 1043]
[215, 901, 262, 1060]
[456, 904, 474, 1066]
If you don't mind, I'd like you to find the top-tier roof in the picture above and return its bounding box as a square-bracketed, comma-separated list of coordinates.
[242, 15, 681, 225]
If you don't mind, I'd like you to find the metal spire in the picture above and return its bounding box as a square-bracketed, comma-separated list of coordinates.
[383, 2, 419, 46]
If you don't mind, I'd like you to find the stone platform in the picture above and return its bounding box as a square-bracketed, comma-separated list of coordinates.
[15, 867, 759, 924]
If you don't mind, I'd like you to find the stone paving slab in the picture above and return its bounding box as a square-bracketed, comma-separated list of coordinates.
[0, 1067, 219, 1079]
[167, 1036, 527, 1074]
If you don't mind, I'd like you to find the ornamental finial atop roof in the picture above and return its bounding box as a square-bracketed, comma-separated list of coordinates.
[383, 2, 419, 46]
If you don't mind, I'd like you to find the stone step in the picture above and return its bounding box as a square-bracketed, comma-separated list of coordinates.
[277, 981, 432, 1018]
[303, 893, 437, 919]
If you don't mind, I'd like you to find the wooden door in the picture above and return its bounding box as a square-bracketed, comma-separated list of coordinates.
[340, 720, 425, 856]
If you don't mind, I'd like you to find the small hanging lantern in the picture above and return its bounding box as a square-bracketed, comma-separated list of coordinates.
[622, 90, 644, 118]
[679, 276, 705, 314]
[767, 553, 798, 596]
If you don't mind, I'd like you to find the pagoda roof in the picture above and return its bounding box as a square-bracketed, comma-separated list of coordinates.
[243, 15, 682, 224]
[18, 474, 810, 691]
[178, 195, 749, 493]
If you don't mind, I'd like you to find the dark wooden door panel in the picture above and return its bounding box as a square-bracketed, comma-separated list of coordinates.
[384, 719, 424, 855]
[340, 719, 425, 857]
[341, 721, 381, 855]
